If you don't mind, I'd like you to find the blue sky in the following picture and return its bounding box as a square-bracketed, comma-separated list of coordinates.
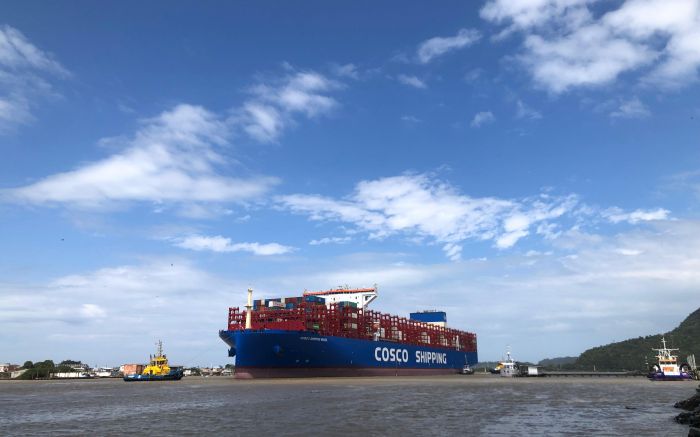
[2, 0, 700, 366]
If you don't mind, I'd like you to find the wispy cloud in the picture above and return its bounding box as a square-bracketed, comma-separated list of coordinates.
[516, 100, 542, 119]
[238, 70, 340, 143]
[400, 115, 422, 123]
[609, 97, 651, 119]
[482, 0, 700, 92]
[602, 207, 670, 224]
[309, 236, 352, 246]
[471, 111, 495, 127]
[330, 63, 359, 79]
[278, 173, 581, 260]
[3, 104, 278, 208]
[0, 25, 69, 132]
[417, 28, 481, 64]
[397, 74, 427, 89]
[174, 234, 294, 256]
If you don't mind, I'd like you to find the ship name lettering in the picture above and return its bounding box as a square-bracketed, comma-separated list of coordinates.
[415, 350, 447, 364]
[374, 347, 408, 363]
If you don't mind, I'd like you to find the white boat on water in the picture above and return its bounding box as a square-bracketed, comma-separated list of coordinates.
[647, 337, 692, 381]
[500, 349, 518, 377]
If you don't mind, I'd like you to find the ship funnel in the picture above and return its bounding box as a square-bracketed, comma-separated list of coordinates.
[245, 288, 253, 330]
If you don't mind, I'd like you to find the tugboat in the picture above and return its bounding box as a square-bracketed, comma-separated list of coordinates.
[123, 341, 183, 381]
[460, 364, 475, 375]
[647, 337, 692, 381]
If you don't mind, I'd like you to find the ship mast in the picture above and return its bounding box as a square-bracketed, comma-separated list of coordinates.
[245, 288, 253, 329]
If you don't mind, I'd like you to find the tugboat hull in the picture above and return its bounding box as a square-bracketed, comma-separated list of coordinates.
[123, 370, 183, 381]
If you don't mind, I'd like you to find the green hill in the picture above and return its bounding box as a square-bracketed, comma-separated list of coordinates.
[537, 356, 577, 368]
[572, 307, 700, 371]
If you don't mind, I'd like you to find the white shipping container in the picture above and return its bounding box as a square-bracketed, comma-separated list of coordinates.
[428, 321, 446, 327]
[268, 301, 285, 308]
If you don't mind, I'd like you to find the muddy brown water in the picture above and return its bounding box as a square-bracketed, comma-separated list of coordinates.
[0, 374, 695, 436]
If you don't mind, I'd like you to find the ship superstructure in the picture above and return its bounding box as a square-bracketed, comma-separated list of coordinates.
[219, 287, 478, 378]
[500, 349, 518, 378]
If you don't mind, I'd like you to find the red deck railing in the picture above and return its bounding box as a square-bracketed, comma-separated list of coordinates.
[227, 304, 477, 353]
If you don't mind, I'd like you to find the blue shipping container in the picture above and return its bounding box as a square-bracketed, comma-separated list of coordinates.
[409, 311, 447, 323]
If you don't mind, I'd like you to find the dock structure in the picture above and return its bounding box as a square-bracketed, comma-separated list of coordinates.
[541, 370, 642, 377]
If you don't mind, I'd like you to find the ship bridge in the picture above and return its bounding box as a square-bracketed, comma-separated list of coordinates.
[303, 287, 378, 309]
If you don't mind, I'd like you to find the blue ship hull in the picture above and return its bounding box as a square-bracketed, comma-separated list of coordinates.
[219, 329, 478, 378]
[647, 372, 692, 381]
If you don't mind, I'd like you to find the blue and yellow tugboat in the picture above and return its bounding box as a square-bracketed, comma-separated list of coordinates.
[123, 340, 183, 381]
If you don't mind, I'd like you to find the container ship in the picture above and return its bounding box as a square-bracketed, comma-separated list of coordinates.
[218, 287, 477, 378]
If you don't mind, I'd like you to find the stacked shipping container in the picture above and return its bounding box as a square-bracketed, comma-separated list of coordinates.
[227, 301, 476, 353]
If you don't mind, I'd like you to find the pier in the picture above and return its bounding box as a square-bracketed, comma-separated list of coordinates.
[541, 370, 642, 377]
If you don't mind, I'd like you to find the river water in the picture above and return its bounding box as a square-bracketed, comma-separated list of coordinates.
[0, 375, 695, 436]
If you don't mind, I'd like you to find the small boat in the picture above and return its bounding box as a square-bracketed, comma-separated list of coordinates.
[500, 349, 518, 378]
[647, 337, 692, 381]
[123, 341, 183, 382]
[460, 364, 475, 375]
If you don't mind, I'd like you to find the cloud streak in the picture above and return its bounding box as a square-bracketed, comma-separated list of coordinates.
[174, 234, 294, 256]
[397, 74, 427, 89]
[3, 104, 278, 208]
[417, 28, 481, 63]
[0, 25, 69, 132]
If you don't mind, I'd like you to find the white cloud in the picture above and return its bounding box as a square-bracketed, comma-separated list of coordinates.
[241, 102, 284, 143]
[4, 220, 700, 365]
[397, 74, 427, 89]
[0, 25, 67, 74]
[516, 100, 542, 119]
[400, 115, 422, 123]
[496, 197, 577, 248]
[279, 173, 580, 259]
[481, 0, 596, 33]
[522, 28, 655, 93]
[309, 236, 352, 245]
[0, 25, 69, 132]
[175, 234, 294, 256]
[609, 97, 651, 119]
[417, 28, 482, 63]
[615, 248, 642, 256]
[79, 304, 106, 319]
[603, 207, 670, 224]
[2, 104, 278, 208]
[0, 259, 244, 364]
[238, 70, 340, 143]
[464, 68, 483, 83]
[471, 111, 495, 127]
[482, 0, 700, 92]
[331, 63, 359, 79]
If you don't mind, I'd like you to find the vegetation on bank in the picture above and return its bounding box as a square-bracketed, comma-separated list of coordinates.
[571, 307, 700, 372]
[17, 360, 87, 380]
[477, 308, 700, 373]
[537, 356, 577, 368]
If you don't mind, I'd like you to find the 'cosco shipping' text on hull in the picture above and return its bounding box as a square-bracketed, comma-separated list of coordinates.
[219, 329, 478, 378]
